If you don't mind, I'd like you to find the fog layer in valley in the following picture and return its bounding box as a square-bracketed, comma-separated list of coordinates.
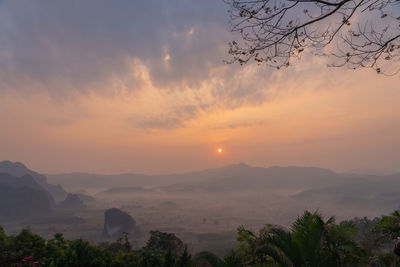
[1, 160, 399, 255]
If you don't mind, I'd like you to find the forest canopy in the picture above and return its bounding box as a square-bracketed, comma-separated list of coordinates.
[2, 210, 400, 266]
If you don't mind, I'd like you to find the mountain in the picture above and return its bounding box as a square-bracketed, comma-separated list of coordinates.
[46, 172, 151, 190]
[0, 173, 54, 220]
[97, 186, 152, 195]
[49, 163, 400, 202]
[76, 193, 96, 203]
[0, 161, 68, 202]
[293, 173, 400, 213]
[159, 164, 355, 193]
[57, 193, 86, 210]
[103, 208, 136, 238]
[0, 172, 55, 205]
[47, 163, 353, 192]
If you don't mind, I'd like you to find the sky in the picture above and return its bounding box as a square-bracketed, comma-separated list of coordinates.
[0, 0, 399, 175]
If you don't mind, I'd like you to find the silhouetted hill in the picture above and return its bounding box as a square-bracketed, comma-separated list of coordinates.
[158, 164, 361, 193]
[76, 193, 96, 203]
[47, 164, 350, 191]
[0, 185, 53, 220]
[47, 164, 400, 205]
[97, 186, 152, 195]
[0, 173, 54, 220]
[103, 208, 136, 238]
[293, 173, 400, 213]
[70, 190, 96, 203]
[47, 172, 151, 190]
[0, 161, 67, 202]
[0, 172, 55, 206]
[57, 193, 86, 210]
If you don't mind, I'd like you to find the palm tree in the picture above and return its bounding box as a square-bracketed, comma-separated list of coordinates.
[375, 210, 400, 241]
[236, 211, 364, 267]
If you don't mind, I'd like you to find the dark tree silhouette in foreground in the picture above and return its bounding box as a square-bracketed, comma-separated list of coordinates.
[225, 0, 400, 74]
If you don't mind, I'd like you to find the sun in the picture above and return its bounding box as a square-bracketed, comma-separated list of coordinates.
[217, 148, 223, 153]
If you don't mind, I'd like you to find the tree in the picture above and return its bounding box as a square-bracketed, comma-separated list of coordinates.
[145, 231, 185, 257]
[11, 228, 47, 265]
[347, 217, 385, 257]
[223, 250, 244, 267]
[323, 221, 367, 266]
[193, 251, 225, 267]
[176, 246, 193, 267]
[0, 226, 10, 266]
[236, 211, 365, 266]
[375, 210, 400, 240]
[225, 0, 400, 74]
[235, 224, 274, 266]
[46, 233, 69, 266]
[162, 249, 176, 267]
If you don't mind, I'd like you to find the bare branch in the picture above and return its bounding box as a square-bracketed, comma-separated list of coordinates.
[225, 0, 400, 73]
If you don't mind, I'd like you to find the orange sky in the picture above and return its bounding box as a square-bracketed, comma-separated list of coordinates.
[1, 61, 399, 174]
[0, 1, 399, 174]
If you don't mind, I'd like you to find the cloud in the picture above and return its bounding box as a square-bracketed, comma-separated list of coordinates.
[0, 0, 231, 95]
[130, 103, 212, 130]
[0, 0, 380, 132]
[0, 0, 300, 122]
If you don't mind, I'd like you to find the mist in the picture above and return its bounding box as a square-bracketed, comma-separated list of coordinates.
[1, 0, 399, 265]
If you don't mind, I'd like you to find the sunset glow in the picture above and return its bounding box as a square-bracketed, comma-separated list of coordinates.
[0, 1, 398, 176]
[0, 1, 399, 264]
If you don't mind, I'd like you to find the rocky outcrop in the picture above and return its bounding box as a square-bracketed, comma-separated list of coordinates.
[57, 193, 86, 210]
[102, 208, 136, 238]
[76, 193, 96, 203]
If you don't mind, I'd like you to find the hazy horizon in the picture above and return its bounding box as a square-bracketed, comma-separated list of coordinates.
[1, 1, 399, 264]
[1, 159, 398, 177]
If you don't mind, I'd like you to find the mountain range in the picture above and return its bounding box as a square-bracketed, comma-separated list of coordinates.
[0, 161, 67, 202]
[2, 160, 400, 221]
[47, 163, 364, 192]
[47, 163, 400, 214]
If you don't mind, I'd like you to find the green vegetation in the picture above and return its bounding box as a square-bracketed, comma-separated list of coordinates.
[2, 210, 400, 266]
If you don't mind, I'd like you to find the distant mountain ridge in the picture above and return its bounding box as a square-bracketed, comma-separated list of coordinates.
[97, 186, 152, 195]
[46, 172, 151, 190]
[293, 172, 400, 213]
[47, 163, 360, 192]
[0, 161, 68, 202]
[157, 164, 360, 193]
[45, 163, 400, 213]
[3, 161, 400, 223]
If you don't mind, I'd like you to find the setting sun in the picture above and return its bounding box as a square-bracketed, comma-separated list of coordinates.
[0, 0, 399, 264]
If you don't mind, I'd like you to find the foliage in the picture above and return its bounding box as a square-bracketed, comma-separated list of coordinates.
[223, 250, 244, 267]
[145, 230, 185, 257]
[193, 251, 226, 267]
[236, 211, 370, 266]
[375, 210, 400, 240]
[349, 217, 382, 250]
[1, 210, 400, 266]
